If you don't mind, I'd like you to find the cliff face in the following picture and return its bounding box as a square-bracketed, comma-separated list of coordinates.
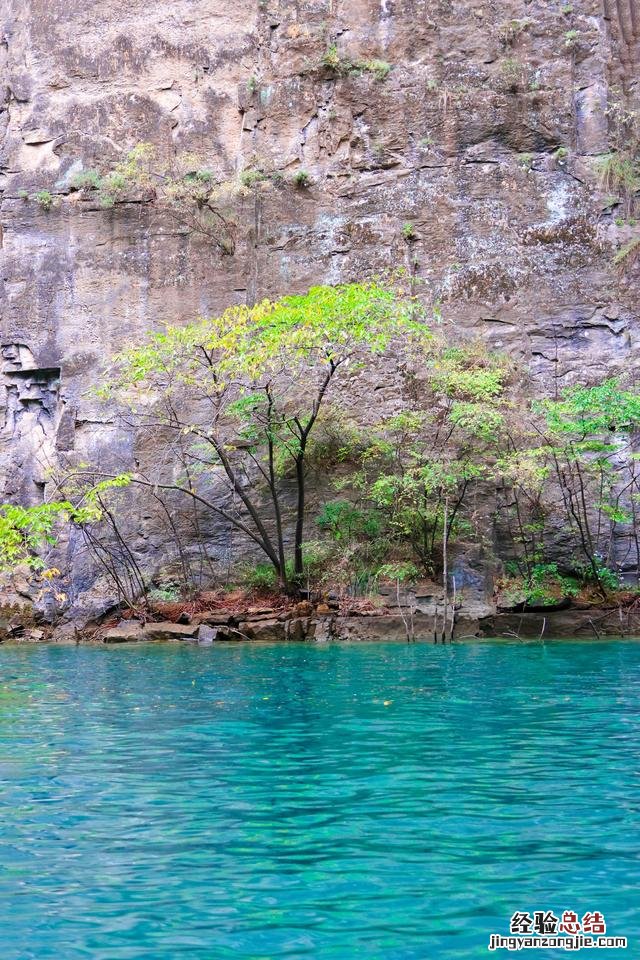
[1, 0, 639, 614]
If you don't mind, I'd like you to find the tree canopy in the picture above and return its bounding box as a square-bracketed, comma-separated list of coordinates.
[95, 280, 431, 593]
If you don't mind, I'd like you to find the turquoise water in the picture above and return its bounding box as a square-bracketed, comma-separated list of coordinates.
[0, 640, 638, 959]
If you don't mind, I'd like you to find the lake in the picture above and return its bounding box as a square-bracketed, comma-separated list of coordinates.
[0, 640, 638, 958]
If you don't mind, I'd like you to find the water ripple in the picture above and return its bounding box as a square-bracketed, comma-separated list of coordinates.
[0, 640, 639, 958]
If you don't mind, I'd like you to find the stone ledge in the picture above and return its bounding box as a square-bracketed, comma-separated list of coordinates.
[28, 606, 640, 645]
[103, 621, 199, 643]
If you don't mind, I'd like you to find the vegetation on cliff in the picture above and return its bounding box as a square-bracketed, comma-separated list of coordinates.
[0, 501, 95, 574]
[3, 282, 640, 619]
[75, 280, 430, 596]
[69, 143, 239, 254]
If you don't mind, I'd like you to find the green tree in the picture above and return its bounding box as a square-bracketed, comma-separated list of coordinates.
[498, 379, 640, 597]
[353, 346, 509, 576]
[92, 281, 430, 594]
[536, 380, 640, 592]
[0, 501, 94, 573]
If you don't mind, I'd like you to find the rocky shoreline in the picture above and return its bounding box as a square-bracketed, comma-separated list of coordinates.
[3, 602, 640, 645]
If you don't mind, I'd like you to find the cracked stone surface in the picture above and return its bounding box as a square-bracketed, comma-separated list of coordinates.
[0, 0, 639, 615]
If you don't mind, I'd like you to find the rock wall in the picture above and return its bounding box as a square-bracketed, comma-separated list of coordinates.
[1, 0, 639, 613]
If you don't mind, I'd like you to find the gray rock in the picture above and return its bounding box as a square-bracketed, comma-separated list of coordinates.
[197, 624, 218, 644]
[195, 612, 234, 627]
[103, 622, 145, 643]
[142, 622, 199, 642]
[311, 618, 334, 643]
[285, 617, 310, 641]
[237, 619, 287, 642]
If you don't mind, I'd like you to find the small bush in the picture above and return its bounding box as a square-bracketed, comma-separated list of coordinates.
[34, 190, 54, 211]
[359, 59, 391, 81]
[321, 44, 342, 72]
[564, 29, 579, 47]
[239, 168, 268, 187]
[499, 57, 526, 92]
[596, 152, 639, 194]
[292, 169, 311, 188]
[148, 585, 181, 604]
[576, 559, 620, 592]
[98, 171, 128, 208]
[377, 561, 419, 583]
[503, 563, 579, 608]
[317, 500, 381, 541]
[188, 169, 215, 184]
[402, 221, 416, 241]
[71, 169, 102, 190]
[321, 46, 391, 81]
[498, 17, 533, 46]
[240, 562, 277, 590]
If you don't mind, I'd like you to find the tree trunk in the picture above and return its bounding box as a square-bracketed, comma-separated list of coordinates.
[441, 497, 449, 643]
[294, 451, 306, 581]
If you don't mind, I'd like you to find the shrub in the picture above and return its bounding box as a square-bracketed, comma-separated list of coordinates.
[377, 561, 419, 583]
[148, 585, 181, 604]
[70, 143, 238, 253]
[239, 168, 268, 187]
[499, 57, 526, 92]
[321, 44, 342, 72]
[317, 500, 381, 541]
[71, 169, 102, 190]
[34, 190, 54, 211]
[239, 562, 278, 590]
[187, 169, 215, 184]
[498, 17, 533, 46]
[98, 171, 128, 208]
[596, 151, 639, 217]
[292, 169, 311, 188]
[502, 563, 579, 608]
[596, 152, 639, 194]
[320, 46, 391, 80]
[402, 221, 416, 240]
[570, 559, 621, 593]
[359, 59, 391, 81]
